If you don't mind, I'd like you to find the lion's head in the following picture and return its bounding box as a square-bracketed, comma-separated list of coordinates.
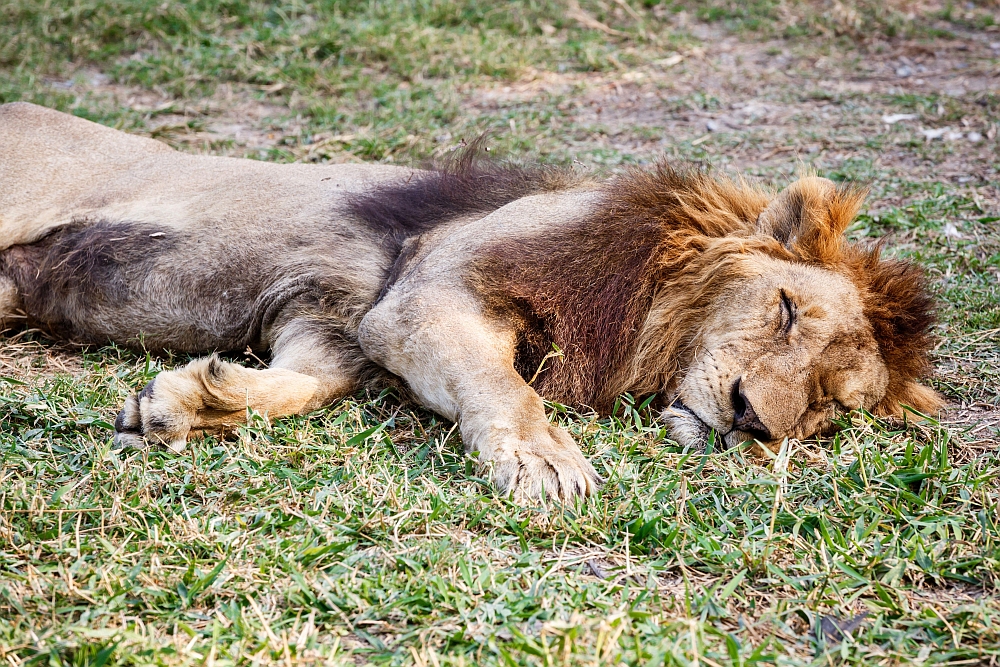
[619, 172, 942, 450]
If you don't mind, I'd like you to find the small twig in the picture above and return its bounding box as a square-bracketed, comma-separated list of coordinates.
[567, 0, 626, 36]
[247, 595, 281, 645]
[587, 559, 608, 579]
[761, 145, 795, 160]
[527, 347, 564, 386]
[244, 346, 269, 368]
[612, 0, 643, 22]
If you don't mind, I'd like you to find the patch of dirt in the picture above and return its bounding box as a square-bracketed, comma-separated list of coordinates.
[464, 28, 999, 210]
[0, 331, 84, 380]
[943, 404, 1000, 455]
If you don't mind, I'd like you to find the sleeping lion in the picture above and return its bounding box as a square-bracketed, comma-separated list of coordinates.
[0, 103, 941, 501]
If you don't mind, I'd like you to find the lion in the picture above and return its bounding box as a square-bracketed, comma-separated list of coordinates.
[0, 103, 942, 501]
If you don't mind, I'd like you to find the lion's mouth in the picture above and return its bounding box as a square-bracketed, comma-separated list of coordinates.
[670, 400, 707, 428]
[665, 400, 765, 451]
[662, 400, 724, 450]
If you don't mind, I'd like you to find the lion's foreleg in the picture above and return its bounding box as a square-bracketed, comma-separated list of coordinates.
[359, 293, 602, 502]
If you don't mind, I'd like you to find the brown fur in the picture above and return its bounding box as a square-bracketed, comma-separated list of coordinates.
[472, 195, 664, 412]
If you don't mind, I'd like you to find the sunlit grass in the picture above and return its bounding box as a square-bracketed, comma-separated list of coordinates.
[1, 0, 998, 664]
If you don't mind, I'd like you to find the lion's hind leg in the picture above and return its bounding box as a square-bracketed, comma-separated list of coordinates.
[0, 272, 24, 333]
[114, 320, 362, 450]
[114, 356, 330, 450]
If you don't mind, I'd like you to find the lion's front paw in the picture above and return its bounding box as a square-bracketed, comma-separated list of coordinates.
[488, 425, 602, 503]
[113, 378, 189, 453]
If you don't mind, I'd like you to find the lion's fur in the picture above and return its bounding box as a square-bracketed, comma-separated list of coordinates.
[0, 103, 941, 499]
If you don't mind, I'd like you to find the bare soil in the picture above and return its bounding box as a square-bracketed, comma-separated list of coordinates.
[467, 26, 999, 201]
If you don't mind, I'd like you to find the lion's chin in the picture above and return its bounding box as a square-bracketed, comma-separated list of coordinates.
[661, 402, 716, 451]
[661, 402, 755, 451]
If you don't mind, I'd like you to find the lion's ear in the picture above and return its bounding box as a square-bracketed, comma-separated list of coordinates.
[757, 176, 868, 262]
[756, 176, 836, 246]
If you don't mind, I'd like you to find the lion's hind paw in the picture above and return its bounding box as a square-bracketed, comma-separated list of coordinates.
[112, 379, 188, 453]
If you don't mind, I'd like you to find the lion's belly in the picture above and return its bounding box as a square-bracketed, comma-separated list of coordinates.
[1, 216, 390, 352]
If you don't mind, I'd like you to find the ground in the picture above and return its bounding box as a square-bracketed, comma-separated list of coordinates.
[0, 1, 998, 665]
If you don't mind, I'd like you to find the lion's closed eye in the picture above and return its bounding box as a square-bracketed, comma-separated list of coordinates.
[779, 289, 797, 335]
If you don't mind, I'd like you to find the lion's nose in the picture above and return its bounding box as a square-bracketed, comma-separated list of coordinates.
[731, 377, 773, 441]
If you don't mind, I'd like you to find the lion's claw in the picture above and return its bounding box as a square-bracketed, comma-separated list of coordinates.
[489, 425, 602, 503]
[112, 379, 188, 453]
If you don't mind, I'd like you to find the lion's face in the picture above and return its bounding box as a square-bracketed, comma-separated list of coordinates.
[658, 175, 940, 451]
[668, 254, 890, 450]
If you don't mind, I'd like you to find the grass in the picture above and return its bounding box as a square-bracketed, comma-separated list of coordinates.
[3, 358, 998, 665]
[1, 0, 999, 665]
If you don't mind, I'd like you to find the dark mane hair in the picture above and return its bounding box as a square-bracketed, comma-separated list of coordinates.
[847, 246, 938, 413]
[346, 137, 577, 251]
